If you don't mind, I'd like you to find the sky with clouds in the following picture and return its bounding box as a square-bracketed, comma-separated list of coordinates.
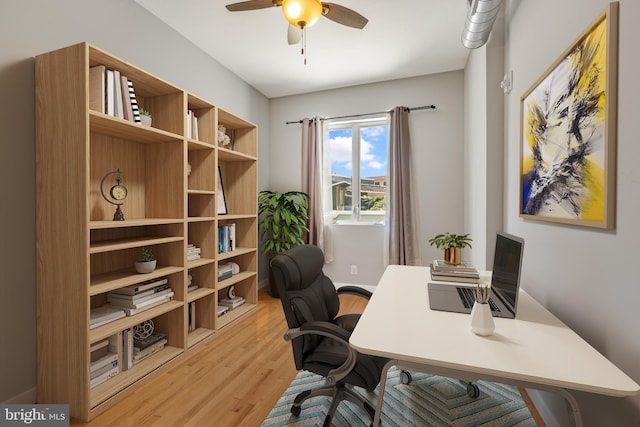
[329, 125, 388, 178]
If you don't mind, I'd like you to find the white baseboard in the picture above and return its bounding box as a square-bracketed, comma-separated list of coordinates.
[5, 387, 37, 404]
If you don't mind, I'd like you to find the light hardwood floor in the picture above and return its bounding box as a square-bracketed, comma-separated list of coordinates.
[72, 287, 368, 426]
[73, 287, 543, 426]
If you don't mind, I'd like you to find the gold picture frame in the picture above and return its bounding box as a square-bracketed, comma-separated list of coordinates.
[519, 2, 618, 229]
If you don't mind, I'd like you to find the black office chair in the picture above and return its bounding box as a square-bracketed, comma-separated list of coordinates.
[270, 244, 388, 427]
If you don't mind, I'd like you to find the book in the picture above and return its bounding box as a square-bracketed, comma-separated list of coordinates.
[90, 306, 126, 329]
[228, 223, 236, 251]
[89, 65, 106, 113]
[218, 270, 232, 282]
[431, 269, 479, 279]
[90, 365, 119, 388]
[90, 339, 109, 353]
[122, 328, 133, 371]
[432, 259, 477, 273]
[430, 264, 479, 278]
[110, 292, 174, 316]
[187, 244, 201, 261]
[90, 351, 118, 373]
[219, 225, 229, 253]
[134, 332, 167, 351]
[186, 110, 193, 139]
[133, 339, 167, 363]
[188, 302, 196, 332]
[127, 79, 141, 124]
[430, 272, 480, 284]
[107, 287, 172, 308]
[90, 359, 118, 379]
[105, 69, 115, 116]
[113, 70, 124, 119]
[110, 278, 169, 296]
[219, 297, 245, 309]
[193, 115, 199, 140]
[120, 74, 134, 121]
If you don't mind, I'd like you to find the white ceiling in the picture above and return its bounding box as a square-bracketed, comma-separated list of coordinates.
[135, 0, 471, 98]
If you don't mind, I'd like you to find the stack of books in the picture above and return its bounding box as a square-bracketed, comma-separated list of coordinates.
[430, 259, 480, 284]
[218, 223, 236, 254]
[187, 243, 201, 261]
[133, 332, 167, 363]
[90, 305, 126, 329]
[219, 296, 245, 310]
[218, 263, 233, 282]
[89, 65, 141, 123]
[107, 277, 174, 316]
[90, 338, 119, 388]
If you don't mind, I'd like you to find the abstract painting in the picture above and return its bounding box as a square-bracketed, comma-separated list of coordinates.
[520, 2, 618, 229]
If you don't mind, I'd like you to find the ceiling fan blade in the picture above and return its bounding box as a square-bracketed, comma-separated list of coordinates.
[321, 2, 368, 29]
[225, 0, 278, 12]
[287, 24, 302, 45]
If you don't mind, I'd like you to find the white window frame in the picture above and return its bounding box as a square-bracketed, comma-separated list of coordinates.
[323, 115, 389, 225]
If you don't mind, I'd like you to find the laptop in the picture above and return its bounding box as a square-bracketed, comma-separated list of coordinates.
[427, 232, 525, 319]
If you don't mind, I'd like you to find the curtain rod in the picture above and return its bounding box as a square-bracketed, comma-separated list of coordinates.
[285, 104, 436, 125]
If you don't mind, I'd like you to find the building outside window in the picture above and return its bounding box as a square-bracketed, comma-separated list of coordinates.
[323, 115, 389, 224]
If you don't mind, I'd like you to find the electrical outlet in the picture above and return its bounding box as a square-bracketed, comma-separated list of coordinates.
[350, 265, 358, 275]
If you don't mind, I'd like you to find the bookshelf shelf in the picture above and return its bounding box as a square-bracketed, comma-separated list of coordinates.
[216, 271, 257, 291]
[36, 42, 257, 421]
[187, 287, 216, 303]
[217, 303, 256, 329]
[90, 345, 183, 409]
[89, 301, 184, 344]
[187, 328, 215, 348]
[89, 265, 184, 296]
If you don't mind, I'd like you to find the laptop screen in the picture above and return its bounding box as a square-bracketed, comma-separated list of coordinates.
[491, 232, 525, 311]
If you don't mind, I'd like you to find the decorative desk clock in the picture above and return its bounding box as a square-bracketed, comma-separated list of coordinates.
[100, 168, 128, 221]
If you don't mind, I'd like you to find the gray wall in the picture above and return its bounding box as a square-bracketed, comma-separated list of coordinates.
[268, 72, 466, 285]
[0, 0, 269, 403]
[497, 0, 640, 424]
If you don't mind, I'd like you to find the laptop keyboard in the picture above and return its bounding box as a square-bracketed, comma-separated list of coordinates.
[457, 287, 500, 312]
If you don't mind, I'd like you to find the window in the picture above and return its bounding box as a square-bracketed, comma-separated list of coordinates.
[323, 115, 389, 224]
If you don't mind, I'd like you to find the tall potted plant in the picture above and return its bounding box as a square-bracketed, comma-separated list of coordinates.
[258, 190, 310, 297]
[428, 232, 472, 265]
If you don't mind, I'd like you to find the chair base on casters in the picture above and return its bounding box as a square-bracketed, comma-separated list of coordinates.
[291, 381, 376, 427]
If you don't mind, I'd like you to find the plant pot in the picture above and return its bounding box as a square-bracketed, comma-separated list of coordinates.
[443, 247, 461, 265]
[140, 115, 152, 127]
[135, 260, 157, 274]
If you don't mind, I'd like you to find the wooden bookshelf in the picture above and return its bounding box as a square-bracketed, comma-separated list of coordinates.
[35, 42, 258, 421]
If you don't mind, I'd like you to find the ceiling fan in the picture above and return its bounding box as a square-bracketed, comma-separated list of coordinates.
[225, 0, 368, 45]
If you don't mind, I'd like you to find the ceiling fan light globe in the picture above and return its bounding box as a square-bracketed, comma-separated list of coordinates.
[282, 0, 322, 28]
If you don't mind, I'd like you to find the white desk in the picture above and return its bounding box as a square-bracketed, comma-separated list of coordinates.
[349, 265, 640, 427]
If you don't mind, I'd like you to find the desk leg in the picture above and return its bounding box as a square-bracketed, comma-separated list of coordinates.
[373, 359, 398, 427]
[372, 360, 584, 427]
[556, 388, 583, 427]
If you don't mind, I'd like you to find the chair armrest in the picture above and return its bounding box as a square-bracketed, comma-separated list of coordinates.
[284, 321, 356, 384]
[337, 285, 372, 300]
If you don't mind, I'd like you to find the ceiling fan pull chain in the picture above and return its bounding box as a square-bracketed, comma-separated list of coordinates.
[302, 27, 307, 65]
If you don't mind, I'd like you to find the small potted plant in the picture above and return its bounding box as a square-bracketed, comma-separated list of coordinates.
[135, 246, 157, 273]
[139, 107, 152, 126]
[428, 232, 472, 265]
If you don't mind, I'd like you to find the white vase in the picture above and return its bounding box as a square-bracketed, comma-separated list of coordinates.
[135, 260, 157, 274]
[470, 301, 495, 336]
